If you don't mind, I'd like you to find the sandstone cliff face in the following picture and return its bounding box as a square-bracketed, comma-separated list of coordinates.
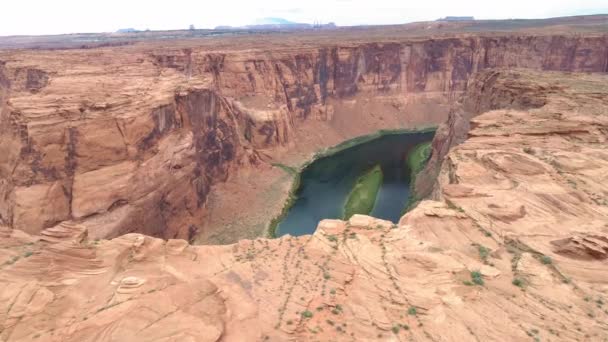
[0, 81, 259, 240]
[1, 69, 607, 341]
[0, 34, 607, 241]
[414, 68, 559, 198]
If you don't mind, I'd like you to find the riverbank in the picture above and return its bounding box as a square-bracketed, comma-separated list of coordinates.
[343, 165, 384, 219]
[268, 127, 437, 237]
[403, 142, 433, 212]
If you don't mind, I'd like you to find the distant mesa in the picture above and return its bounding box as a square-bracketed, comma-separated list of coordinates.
[115, 18, 338, 34]
[253, 17, 297, 25]
[215, 17, 337, 30]
[116, 28, 140, 33]
[437, 16, 475, 21]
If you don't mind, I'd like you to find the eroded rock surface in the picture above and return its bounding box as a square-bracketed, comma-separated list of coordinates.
[1, 70, 607, 341]
[0, 33, 607, 242]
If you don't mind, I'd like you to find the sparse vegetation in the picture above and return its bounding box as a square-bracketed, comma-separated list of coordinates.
[302, 310, 313, 318]
[403, 141, 433, 212]
[512, 277, 525, 287]
[343, 165, 383, 219]
[476, 244, 491, 263]
[315, 128, 436, 160]
[267, 168, 302, 238]
[407, 306, 417, 315]
[271, 163, 298, 175]
[540, 255, 552, 265]
[4, 256, 20, 265]
[331, 304, 343, 315]
[471, 271, 484, 286]
[407, 142, 432, 177]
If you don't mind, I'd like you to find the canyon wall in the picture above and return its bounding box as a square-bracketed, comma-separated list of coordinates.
[413, 68, 559, 199]
[1, 68, 607, 341]
[0, 34, 607, 241]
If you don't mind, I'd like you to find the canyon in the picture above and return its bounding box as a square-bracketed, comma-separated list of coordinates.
[1, 29, 607, 243]
[0, 16, 608, 341]
[1, 67, 607, 341]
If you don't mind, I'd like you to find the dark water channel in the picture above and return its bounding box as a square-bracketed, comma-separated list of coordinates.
[276, 131, 435, 236]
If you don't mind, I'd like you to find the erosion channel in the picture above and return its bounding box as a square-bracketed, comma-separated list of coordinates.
[275, 129, 435, 236]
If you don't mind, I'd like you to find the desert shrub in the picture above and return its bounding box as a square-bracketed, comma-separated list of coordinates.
[471, 271, 484, 286]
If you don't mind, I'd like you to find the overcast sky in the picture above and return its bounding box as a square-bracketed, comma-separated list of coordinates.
[1, 0, 606, 36]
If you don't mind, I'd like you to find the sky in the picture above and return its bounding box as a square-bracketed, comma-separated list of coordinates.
[1, 0, 606, 36]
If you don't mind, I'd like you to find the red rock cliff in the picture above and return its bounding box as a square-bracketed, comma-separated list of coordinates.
[1, 68, 607, 341]
[0, 34, 606, 240]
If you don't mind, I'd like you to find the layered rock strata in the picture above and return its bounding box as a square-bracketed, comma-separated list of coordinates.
[0, 34, 607, 242]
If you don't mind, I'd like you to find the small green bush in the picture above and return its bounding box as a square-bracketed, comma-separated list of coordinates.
[540, 255, 552, 265]
[477, 245, 490, 262]
[512, 277, 525, 287]
[407, 307, 417, 315]
[301, 310, 313, 318]
[471, 271, 484, 286]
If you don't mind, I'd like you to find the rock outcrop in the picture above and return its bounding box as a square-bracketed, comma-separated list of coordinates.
[414, 67, 561, 198]
[1, 33, 607, 243]
[1, 68, 607, 341]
